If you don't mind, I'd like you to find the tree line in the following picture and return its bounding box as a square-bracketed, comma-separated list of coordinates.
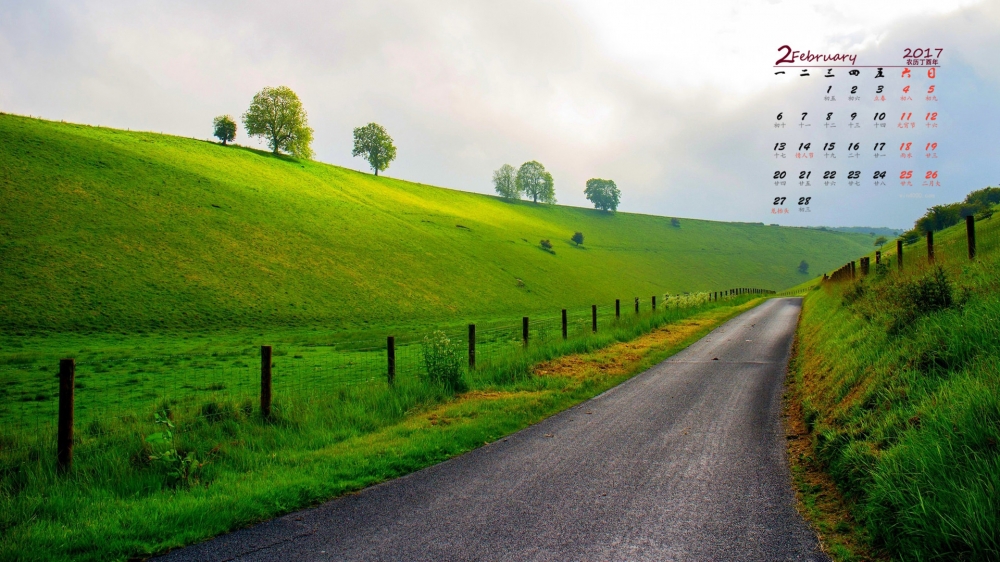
[492, 163, 622, 212]
[214, 85, 625, 211]
[212, 86, 397, 176]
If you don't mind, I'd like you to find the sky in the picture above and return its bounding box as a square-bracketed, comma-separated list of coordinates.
[2, 0, 998, 228]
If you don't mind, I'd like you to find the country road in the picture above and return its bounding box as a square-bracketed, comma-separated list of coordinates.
[161, 298, 827, 561]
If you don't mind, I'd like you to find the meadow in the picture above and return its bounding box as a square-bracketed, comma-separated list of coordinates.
[0, 113, 873, 334]
[0, 292, 762, 561]
[0, 113, 856, 559]
[790, 206, 1000, 560]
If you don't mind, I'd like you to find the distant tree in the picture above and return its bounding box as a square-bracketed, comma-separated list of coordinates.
[671, 218, 681, 228]
[900, 230, 921, 245]
[798, 260, 809, 274]
[964, 186, 1000, 209]
[540, 239, 553, 251]
[584, 178, 621, 212]
[571, 232, 584, 246]
[212, 115, 237, 145]
[242, 86, 314, 158]
[874, 236, 888, 248]
[516, 161, 555, 203]
[352, 122, 397, 176]
[493, 164, 520, 200]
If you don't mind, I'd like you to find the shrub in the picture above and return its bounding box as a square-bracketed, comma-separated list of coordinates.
[421, 331, 466, 391]
[671, 218, 681, 228]
[540, 239, 553, 251]
[904, 265, 953, 314]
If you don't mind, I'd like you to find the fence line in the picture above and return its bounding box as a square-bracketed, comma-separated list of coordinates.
[823, 213, 998, 288]
[1, 288, 780, 473]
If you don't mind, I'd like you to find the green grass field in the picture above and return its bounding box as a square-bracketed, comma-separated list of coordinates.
[0, 293, 762, 561]
[0, 113, 873, 334]
[790, 210, 1000, 560]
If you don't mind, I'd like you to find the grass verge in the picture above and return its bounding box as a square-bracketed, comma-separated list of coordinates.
[787, 212, 1000, 561]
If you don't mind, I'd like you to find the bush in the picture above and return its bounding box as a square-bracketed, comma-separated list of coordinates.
[571, 232, 584, 246]
[904, 265, 953, 314]
[421, 331, 466, 391]
[540, 239, 553, 251]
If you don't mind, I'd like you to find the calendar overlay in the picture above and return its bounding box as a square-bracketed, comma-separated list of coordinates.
[769, 46, 942, 216]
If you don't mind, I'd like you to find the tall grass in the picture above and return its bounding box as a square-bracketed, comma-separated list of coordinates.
[792, 212, 1000, 560]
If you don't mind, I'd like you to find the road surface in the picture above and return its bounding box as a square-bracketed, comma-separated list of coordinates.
[160, 297, 826, 561]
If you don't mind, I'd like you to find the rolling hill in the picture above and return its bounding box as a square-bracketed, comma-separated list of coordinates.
[0, 113, 873, 332]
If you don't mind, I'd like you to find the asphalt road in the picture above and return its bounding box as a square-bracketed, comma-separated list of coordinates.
[160, 297, 826, 561]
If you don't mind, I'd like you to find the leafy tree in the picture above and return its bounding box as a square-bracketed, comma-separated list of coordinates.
[540, 239, 553, 251]
[212, 115, 236, 145]
[964, 186, 1000, 209]
[352, 123, 397, 176]
[914, 203, 977, 233]
[242, 86, 314, 158]
[584, 178, 621, 212]
[516, 161, 555, 203]
[671, 218, 681, 228]
[874, 236, 888, 248]
[493, 164, 520, 200]
[798, 260, 809, 274]
[571, 232, 584, 246]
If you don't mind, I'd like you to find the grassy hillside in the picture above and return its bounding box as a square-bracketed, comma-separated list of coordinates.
[790, 211, 1000, 559]
[0, 114, 872, 333]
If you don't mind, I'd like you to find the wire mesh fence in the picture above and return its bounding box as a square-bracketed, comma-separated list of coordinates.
[0, 288, 770, 478]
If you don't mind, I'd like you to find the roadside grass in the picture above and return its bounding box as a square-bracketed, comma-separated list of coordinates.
[0, 295, 761, 561]
[789, 211, 1000, 560]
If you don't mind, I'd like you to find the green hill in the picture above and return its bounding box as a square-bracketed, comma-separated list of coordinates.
[0, 114, 872, 332]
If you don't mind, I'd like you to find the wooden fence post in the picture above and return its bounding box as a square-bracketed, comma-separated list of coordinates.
[57, 358, 75, 473]
[967, 215, 976, 260]
[615, 299, 620, 318]
[522, 317, 529, 346]
[260, 346, 273, 418]
[634, 297, 639, 313]
[468, 324, 476, 370]
[562, 309, 567, 339]
[386, 337, 395, 385]
[927, 230, 934, 263]
[861, 257, 869, 276]
[897, 239, 904, 270]
[592, 305, 597, 333]
[875, 251, 881, 265]
[850, 261, 856, 279]
[652, 296, 656, 310]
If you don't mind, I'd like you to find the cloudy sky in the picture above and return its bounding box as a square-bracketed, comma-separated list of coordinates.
[2, 0, 998, 228]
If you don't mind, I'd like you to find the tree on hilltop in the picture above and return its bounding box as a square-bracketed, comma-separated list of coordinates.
[213, 115, 236, 145]
[517, 161, 555, 203]
[584, 178, 621, 212]
[242, 86, 314, 158]
[493, 164, 520, 200]
[352, 123, 397, 176]
[874, 236, 888, 248]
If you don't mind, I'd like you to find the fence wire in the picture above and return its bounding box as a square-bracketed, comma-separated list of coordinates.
[1, 290, 761, 476]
